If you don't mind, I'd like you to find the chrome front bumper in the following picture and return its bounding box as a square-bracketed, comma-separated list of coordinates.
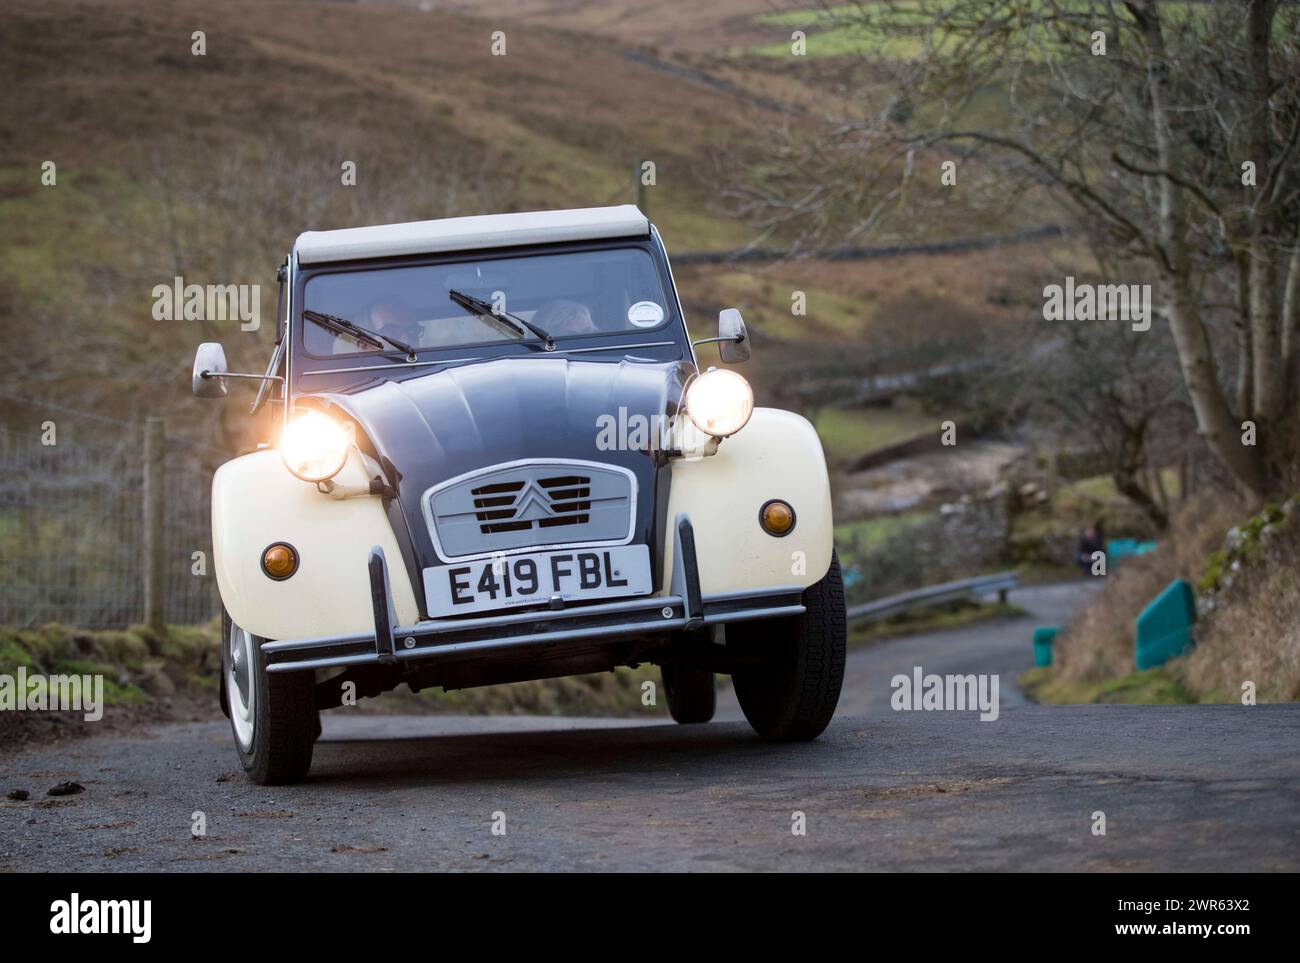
[262, 514, 805, 674]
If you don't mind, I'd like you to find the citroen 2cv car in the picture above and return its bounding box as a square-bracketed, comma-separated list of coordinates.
[192, 205, 845, 783]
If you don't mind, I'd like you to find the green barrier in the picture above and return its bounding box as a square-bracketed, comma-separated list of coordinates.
[1135, 579, 1196, 670]
[1106, 538, 1158, 565]
[1032, 626, 1058, 667]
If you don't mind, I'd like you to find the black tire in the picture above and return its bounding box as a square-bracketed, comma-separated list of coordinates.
[661, 660, 716, 724]
[221, 608, 317, 785]
[728, 550, 846, 741]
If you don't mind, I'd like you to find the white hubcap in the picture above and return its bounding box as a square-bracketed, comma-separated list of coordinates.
[228, 623, 256, 751]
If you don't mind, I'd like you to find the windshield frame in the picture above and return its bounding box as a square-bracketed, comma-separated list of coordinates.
[289, 237, 690, 393]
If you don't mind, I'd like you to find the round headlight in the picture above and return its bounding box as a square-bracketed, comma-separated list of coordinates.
[280, 410, 351, 482]
[685, 369, 753, 438]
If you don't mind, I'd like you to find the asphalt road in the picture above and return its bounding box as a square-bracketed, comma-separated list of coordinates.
[3, 582, 1298, 872]
[723, 580, 1103, 720]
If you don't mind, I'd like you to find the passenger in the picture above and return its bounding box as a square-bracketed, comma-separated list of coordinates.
[530, 299, 597, 337]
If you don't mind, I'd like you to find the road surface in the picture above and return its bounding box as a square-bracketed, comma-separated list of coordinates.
[3, 582, 1298, 872]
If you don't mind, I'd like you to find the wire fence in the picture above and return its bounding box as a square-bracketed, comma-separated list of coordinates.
[0, 403, 221, 628]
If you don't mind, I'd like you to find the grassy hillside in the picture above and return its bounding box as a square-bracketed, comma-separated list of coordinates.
[0, 1, 779, 442]
[1, 0, 1064, 408]
[2, 0, 1087, 615]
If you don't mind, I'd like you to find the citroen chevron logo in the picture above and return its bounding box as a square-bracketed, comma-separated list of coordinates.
[512, 482, 556, 520]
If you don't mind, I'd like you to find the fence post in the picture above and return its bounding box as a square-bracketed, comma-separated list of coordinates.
[143, 416, 167, 634]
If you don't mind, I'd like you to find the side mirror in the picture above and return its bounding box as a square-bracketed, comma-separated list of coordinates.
[192, 342, 229, 398]
[717, 308, 751, 364]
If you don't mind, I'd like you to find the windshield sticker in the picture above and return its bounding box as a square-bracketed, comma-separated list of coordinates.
[627, 301, 665, 327]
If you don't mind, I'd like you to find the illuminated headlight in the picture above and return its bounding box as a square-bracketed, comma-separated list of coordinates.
[280, 410, 351, 482]
[686, 369, 753, 438]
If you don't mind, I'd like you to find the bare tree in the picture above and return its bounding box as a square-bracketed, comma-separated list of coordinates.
[733, 0, 1300, 497]
[1020, 315, 1191, 529]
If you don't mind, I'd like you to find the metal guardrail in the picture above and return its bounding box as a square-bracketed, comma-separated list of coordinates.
[846, 571, 1019, 625]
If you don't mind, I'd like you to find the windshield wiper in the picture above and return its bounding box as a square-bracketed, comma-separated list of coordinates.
[302, 309, 416, 359]
[448, 289, 554, 351]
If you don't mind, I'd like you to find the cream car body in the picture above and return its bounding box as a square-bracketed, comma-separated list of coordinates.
[195, 205, 845, 783]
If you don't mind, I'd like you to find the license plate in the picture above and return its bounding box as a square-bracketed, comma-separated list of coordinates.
[423, 545, 652, 617]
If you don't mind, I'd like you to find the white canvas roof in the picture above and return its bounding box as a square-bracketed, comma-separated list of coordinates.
[295, 205, 650, 264]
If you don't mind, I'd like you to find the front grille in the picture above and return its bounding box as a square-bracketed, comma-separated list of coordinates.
[426, 461, 635, 559]
[472, 474, 592, 534]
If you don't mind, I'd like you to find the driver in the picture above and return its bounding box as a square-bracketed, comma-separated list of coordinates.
[365, 298, 422, 348]
[530, 299, 597, 337]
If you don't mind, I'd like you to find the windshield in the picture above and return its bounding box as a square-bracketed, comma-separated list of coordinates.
[301, 247, 672, 357]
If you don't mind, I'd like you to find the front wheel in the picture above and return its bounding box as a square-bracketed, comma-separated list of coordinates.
[728, 551, 846, 741]
[221, 608, 317, 784]
[661, 661, 716, 724]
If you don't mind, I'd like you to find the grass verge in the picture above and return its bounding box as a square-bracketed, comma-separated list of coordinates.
[1019, 665, 1192, 705]
[0, 622, 220, 704]
[0, 621, 670, 752]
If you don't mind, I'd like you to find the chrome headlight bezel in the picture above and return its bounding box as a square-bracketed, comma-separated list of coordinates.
[280, 410, 353, 483]
[685, 369, 754, 438]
